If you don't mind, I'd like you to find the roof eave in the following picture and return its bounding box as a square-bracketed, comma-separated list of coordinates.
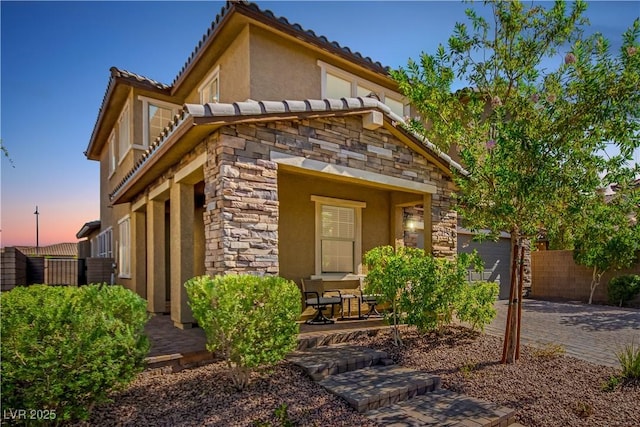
[86, 70, 171, 161]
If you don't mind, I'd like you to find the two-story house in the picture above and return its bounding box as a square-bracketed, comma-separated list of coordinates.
[84, 1, 463, 328]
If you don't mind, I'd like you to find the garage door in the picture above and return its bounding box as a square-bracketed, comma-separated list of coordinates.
[458, 233, 512, 299]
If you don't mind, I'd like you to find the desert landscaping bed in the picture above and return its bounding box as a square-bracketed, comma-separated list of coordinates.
[79, 326, 639, 426]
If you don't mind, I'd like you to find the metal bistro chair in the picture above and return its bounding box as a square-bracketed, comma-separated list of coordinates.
[302, 278, 342, 325]
[359, 279, 383, 319]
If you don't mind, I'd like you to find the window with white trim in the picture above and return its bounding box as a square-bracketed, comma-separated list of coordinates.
[139, 96, 180, 147]
[318, 60, 408, 117]
[198, 66, 220, 103]
[108, 131, 116, 176]
[118, 216, 131, 278]
[311, 196, 366, 276]
[117, 102, 131, 162]
[96, 228, 113, 258]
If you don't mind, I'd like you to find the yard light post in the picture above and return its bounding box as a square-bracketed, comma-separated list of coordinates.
[34, 206, 39, 255]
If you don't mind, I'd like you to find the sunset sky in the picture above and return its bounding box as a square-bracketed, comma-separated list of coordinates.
[1, 0, 638, 247]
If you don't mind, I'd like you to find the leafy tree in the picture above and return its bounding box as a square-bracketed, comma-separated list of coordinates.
[364, 246, 497, 345]
[393, 0, 640, 363]
[573, 188, 640, 304]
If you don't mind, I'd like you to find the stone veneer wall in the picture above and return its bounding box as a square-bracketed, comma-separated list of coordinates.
[200, 115, 458, 276]
[203, 130, 279, 276]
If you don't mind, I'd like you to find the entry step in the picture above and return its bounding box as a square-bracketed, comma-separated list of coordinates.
[366, 389, 516, 426]
[287, 344, 388, 381]
[319, 365, 440, 413]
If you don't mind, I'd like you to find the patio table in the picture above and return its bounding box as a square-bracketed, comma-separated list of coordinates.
[338, 294, 365, 320]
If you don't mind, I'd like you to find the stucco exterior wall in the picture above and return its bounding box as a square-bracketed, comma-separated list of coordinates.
[249, 25, 322, 100]
[278, 170, 392, 281]
[184, 25, 252, 104]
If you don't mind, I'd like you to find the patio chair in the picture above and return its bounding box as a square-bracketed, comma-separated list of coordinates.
[359, 279, 383, 319]
[302, 278, 342, 325]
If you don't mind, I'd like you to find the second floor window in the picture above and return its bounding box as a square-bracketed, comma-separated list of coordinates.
[118, 102, 130, 162]
[139, 96, 180, 147]
[108, 131, 116, 176]
[199, 65, 220, 104]
[319, 61, 407, 117]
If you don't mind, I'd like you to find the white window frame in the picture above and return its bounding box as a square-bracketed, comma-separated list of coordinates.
[96, 227, 113, 258]
[108, 131, 116, 178]
[198, 65, 220, 104]
[138, 96, 180, 149]
[118, 216, 131, 279]
[117, 100, 131, 165]
[318, 60, 409, 117]
[311, 195, 366, 278]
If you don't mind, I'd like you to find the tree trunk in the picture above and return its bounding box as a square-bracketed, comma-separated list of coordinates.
[588, 266, 603, 305]
[502, 230, 523, 364]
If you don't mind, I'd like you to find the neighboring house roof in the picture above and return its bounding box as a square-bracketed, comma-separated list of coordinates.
[109, 97, 466, 204]
[76, 220, 101, 239]
[85, 0, 393, 161]
[15, 243, 78, 257]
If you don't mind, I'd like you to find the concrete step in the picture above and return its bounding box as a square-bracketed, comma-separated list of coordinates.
[287, 344, 389, 381]
[366, 389, 517, 427]
[319, 365, 441, 413]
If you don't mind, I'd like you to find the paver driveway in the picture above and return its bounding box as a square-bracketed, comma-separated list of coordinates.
[484, 299, 640, 367]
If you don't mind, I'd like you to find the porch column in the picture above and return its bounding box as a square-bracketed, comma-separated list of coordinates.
[146, 199, 165, 313]
[423, 193, 433, 253]
[131, 210, 147, 298]
[170, 182, 195, 328]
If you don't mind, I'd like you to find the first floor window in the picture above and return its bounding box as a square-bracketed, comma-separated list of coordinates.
[321, 205, 355, 273]
[96, 228, 113, 258]
[312, 196, 365, 276]
[118, 217, 131, 278]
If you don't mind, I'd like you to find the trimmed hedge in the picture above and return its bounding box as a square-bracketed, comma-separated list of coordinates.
[185, 274, 301, 390]
[1, 284, 150, 422]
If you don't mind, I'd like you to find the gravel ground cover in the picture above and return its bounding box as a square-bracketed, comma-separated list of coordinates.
[79, 326, 639, 426]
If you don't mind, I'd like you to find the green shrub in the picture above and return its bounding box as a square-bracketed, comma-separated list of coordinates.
[456, 281, 499, 331]
[185, 274, 301, 390]
[1, 284, 150, 423]
[608, 274, 640, 307]
[364, 246, 497, 343]
[616, 341, 640, 380]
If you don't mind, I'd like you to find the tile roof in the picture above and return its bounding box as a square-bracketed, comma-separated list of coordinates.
[14, 243, 78, 257]
[86, 67, 171, 159]
[76, 220, 101, 239]
[87, 1, 393, 160]
[171, 1, 389, 87]
[109, 97, 466, 202]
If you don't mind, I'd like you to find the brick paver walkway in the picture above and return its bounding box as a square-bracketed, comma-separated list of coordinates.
[484, 299, 640, 367]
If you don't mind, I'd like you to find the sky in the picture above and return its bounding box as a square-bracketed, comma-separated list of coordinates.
[1, 0, 639, 247]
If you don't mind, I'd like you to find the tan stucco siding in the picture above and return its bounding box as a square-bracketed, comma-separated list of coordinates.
[277, 170, 391, 282]
[247, 25, 399, 102]
[248, 25, 321, 100]
[184, 25, 251, 104]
